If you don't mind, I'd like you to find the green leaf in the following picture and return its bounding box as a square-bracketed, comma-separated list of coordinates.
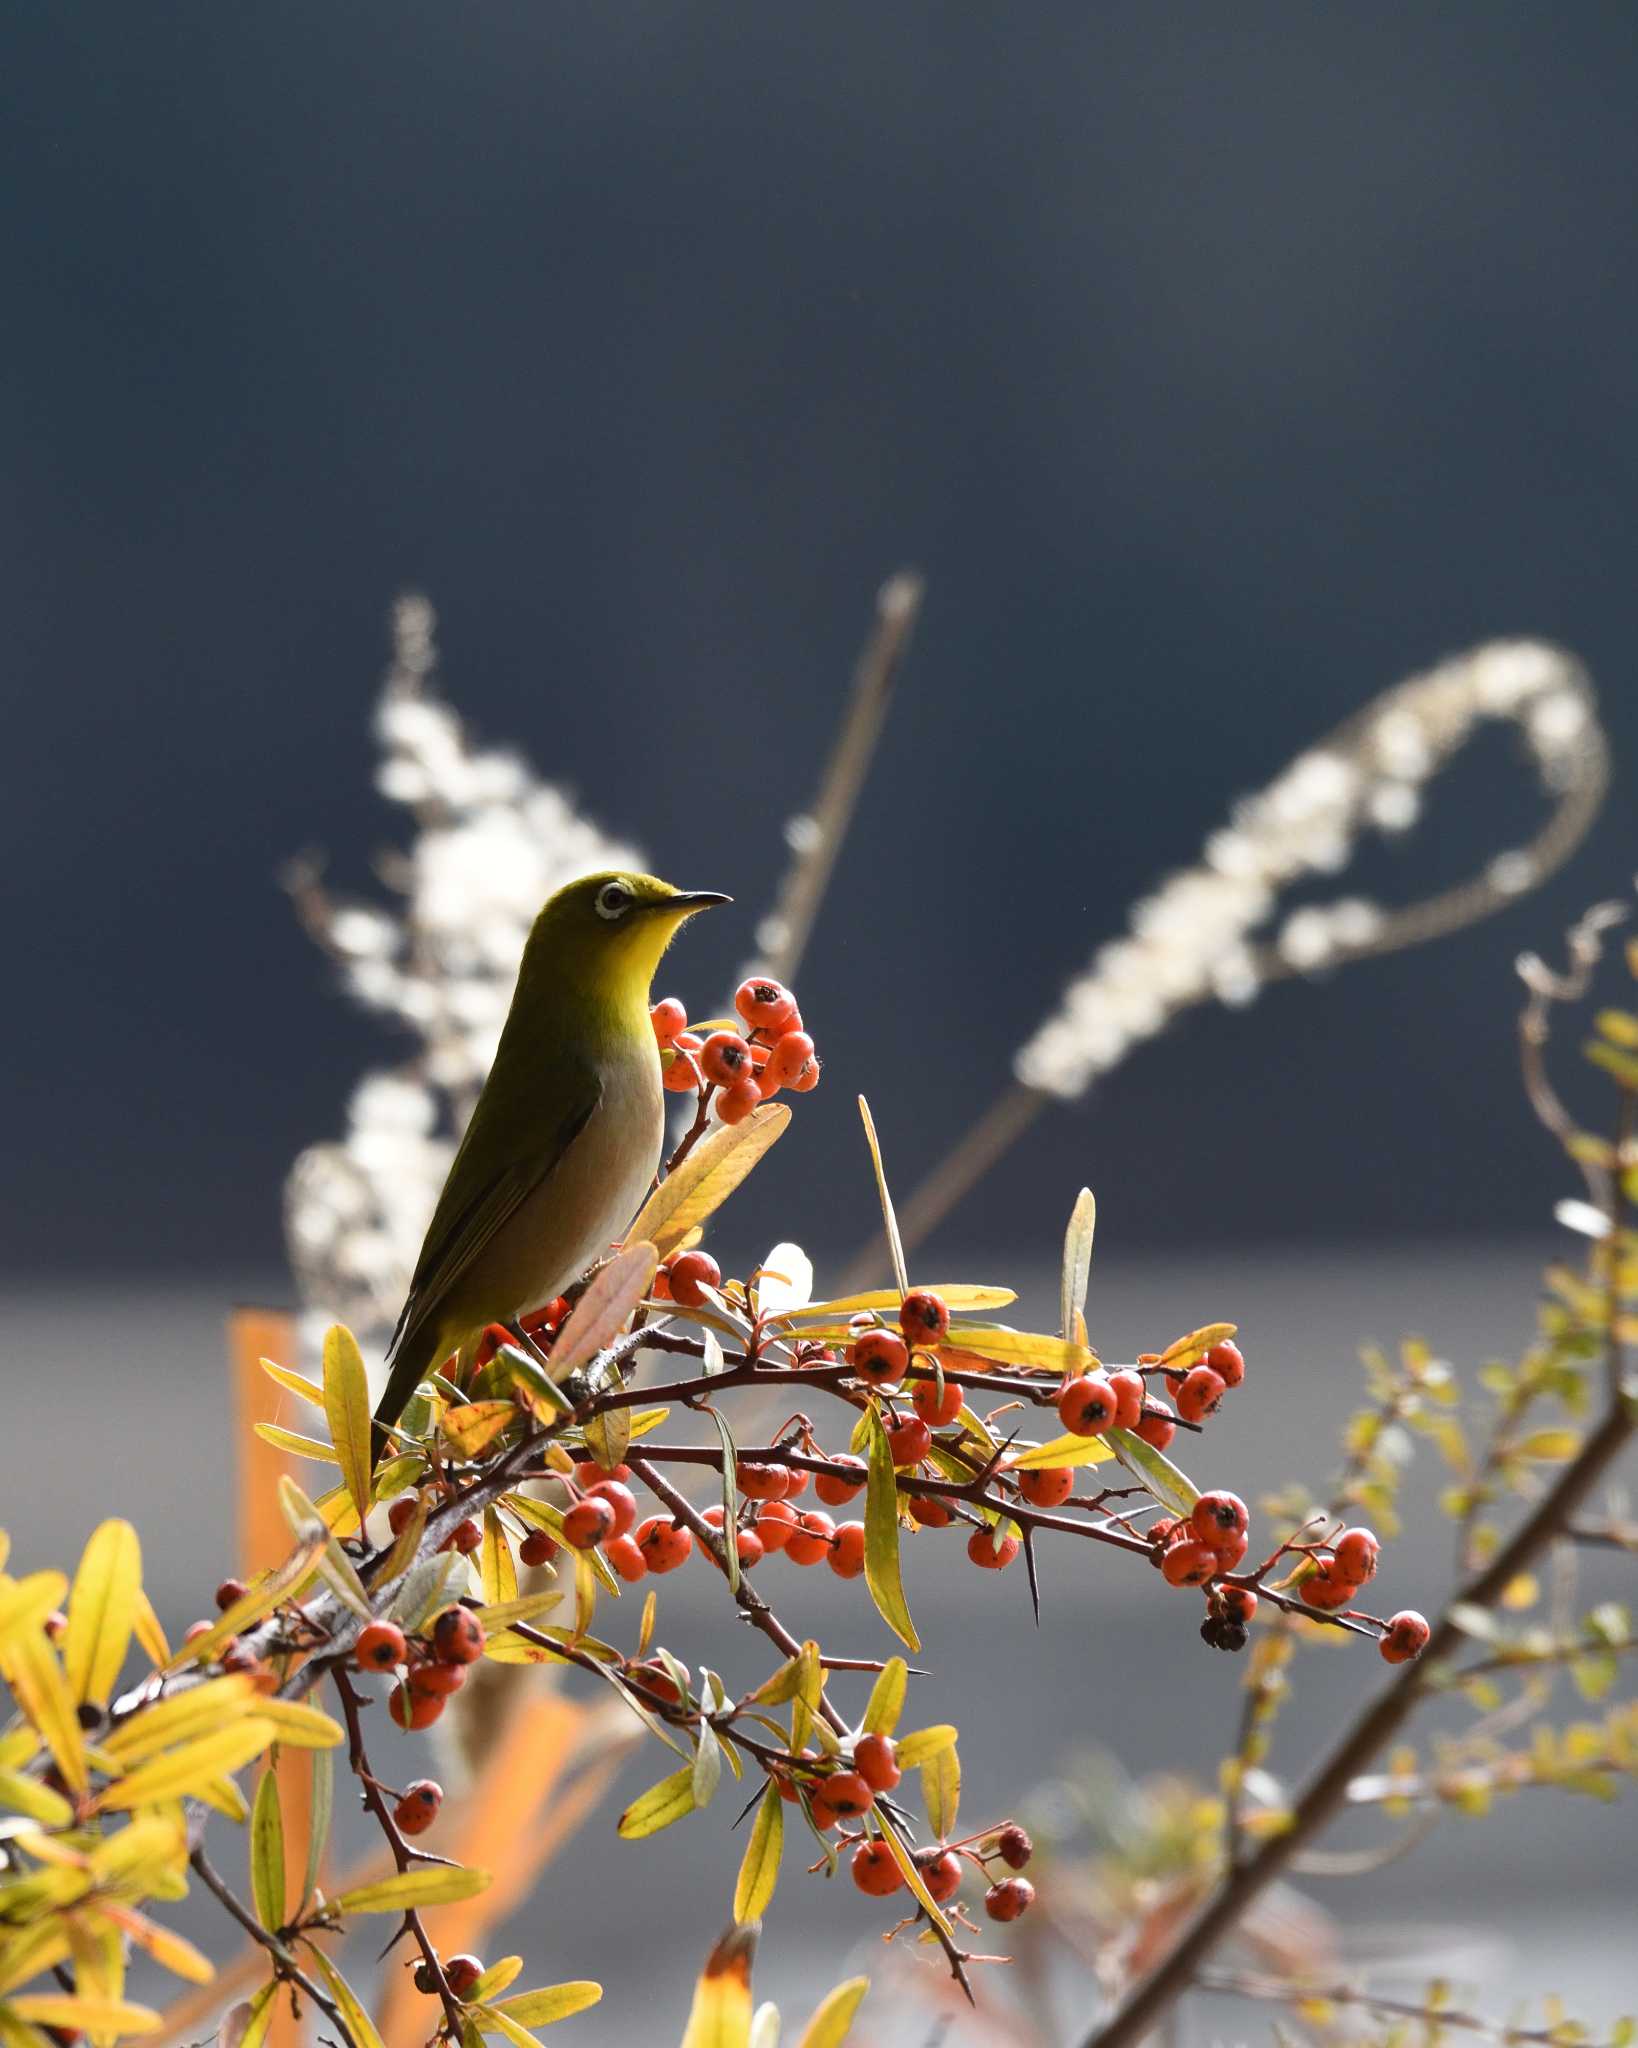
[860, 1657, 907, 1738]
[616, 1765, 698, 1839]
[861, 1407, 919, 1651]
[856, 1096, 908, 1298]
[921, 1741, 960, 1840]
[303, 1945, 387, 2048]
[332, 1865, 492, 1913]
[303, 1744, 332, 1918]
[1109, 1427, 1200, 1516]
[236, 1981, 279, 2048]
[894, 1725, 956, 1769]
[249, 1766, 285, 1934]
[322, 1324, 374, 1517]
[708, 1408, 741, 1596]
[733, 1783, 784, 1922]
[1060, 1187, 1096, 1345]
[797, 1977, 870, 2048]
[63, 1518, 142, 1708]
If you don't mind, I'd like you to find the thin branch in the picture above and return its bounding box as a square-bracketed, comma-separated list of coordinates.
[188, 1846, 352, 2044]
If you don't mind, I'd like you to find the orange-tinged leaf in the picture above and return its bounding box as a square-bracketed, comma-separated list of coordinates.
[64, 1519, 142, 1707]
[322, 1323, 374, 1518]
[862, 1409, 919, 1651]
[627, 1107, 790, 1264]
[548, 1241, 660, 1382]
[732, 1784, 783, 1922]
[441, 1401, 518, 1459]
[105, 1905, 214, 1984]
[679, 1923, 757, 2048]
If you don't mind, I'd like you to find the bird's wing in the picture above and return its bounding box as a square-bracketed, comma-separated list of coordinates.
[387, 1077, 602, 1365]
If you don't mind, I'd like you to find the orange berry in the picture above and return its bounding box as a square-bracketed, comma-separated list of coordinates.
[1300, 1562, 1354, 1611]
[907, 1492, 954, 1528]
[827, 1520, 867, 1578]
[1058, 1373, 1117, 1436]
[562, 1497, 617, 1550]
[1218, 1585, 1259, 1627]
[388, 1682, 444, 1730]
[1160, 1539, 1219, 1588]
[968, 1526, 1020, 1571]
[1135, 1398, 1176, 1451]
[1205, 1338, 1244, 1387]
[784, 1510, 836, 1566]
[408, 1660, 466, 1698]
[432, 1608, 486, 1664]
[738, 1460, 791, 1500]
[1018, 1466, 1074, 1509]
[808, 1789, 842, 1831]
[887, 1415, 932, 1467]
[853, 1734, 900, 1792]
[985, 1877, 1035, 1922]
[764, 1030, 817, 1093]
[518, 1528, 558, 1568]
[700, 1029, 755, 1088]
[572, 1460, 632, 1487]
[850, 1839, 902, 1896]
[899, 1289, 951, 1347]
[393, 1779, 443, 1835]
[1190, 1491, 1249, 1551]
[666, 1250, 721, 1308]
[662, 1032, 704, 1091]
[815, 1454, 867, 1506]
[781, 1463, 811, 1499]
[735, 977, 798, 1033]
[1176, 1365, 1227, 1423]
[1380, 1609, 1430, 1663]
[751, 1499, 799, 1553]
[1332, 1527, 1380, 1585]
[911, 1375, 964, 1427]
[584, 1479, 637, 1538]
[851, 1329, 907, 1387]
[635, 1517, 694, 1573]
[1107, 1369, 1146, 1431]
[786, 1054, 822, 1093]
[630, 1658, 689, 1706]
[917, 1846, 964, 1902]
[824, 1771, 873, 1817]
[355, 1621, 407, 1671]
[472, 1321, 515, 1370]
[604, 1534, 648, 1582]
[1208, 1529, 1248, 1570]
[650, 997, 688, 1046]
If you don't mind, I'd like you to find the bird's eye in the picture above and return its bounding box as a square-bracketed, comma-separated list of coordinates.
[596, 882, 633, 921]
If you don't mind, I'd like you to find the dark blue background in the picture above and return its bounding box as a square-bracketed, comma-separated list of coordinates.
[5, 3, 1636, 1278]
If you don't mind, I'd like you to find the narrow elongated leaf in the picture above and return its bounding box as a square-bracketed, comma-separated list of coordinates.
[9, 1995, 161, 2033]
[259, 1357, 324, 1406]
[95, 1718, 275, 1810]
[108, 1906, 213, 1984]
[332, 1865, 492, 1913]
[252, 1697, 344, 1748]
[582, 1397, 632, 1471]
[773, 1285, 1014, 1324]
[277, 1476, 372, 1617]
[131, 1587, 170, 1667]
[708, 1408, 741, 1595]
[441, 1401, 518, 1458]
[875, 1820, 956, 1939]
[0, 1767, 72, 1824]
[1009, 1432, 1117, 1472]
[627, 1106, 790, 1262]
[692, 1723, 724, 1810]
[303, 1743, 333, 1916]
[481, 1509, 519, 1607]
[733, 1784, 784, 1921]
[473, 1591, 561, 1632]
[0, 1624, 87, 1792]
[235, 1982, 279, 2048]
[304, 1945, 387, 2048]
[856, 1097, 908, 1298]
[488, 1982, 602, 2027]
[249, 1767, 284, 1933]
[894, 1725, 956, 1769]
[921, 1742, 960, 1839]
[1060, 1188, 1096, 1346]
[322, 1323, 374, 1513]
[860, 1657, 907, 1738]
[797, 1977, 871, 2048]
[679, 1924, 757, 2048]
[932, 1325, 1094, 1374]
[616, 1764, 697, 1839]
[388, 1553, 463, 1632]
[550, 1241, 660, 1383]
[862, 1409, 919, 1651]
[1109, 1428, 1199, 1516]
[504, 1497, 622, 1596]
[0, 1569, 69, 1642]
[63, 1519, 142, 1707]
[102, 1676, 256, 1763]
[754, 1243, 813, 1318]
[1157, 1321, 1237, 1370]
[470, 1959, 525, 2006]
[163, 1530, 327, 1672]
[252, 1424, 341, 1464]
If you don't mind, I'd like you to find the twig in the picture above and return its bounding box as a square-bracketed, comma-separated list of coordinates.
[188, 1846, 352, 2044]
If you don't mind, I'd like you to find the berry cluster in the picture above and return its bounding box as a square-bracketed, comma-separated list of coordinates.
[652, 977, 820, 1125]
[353, 1527, 490, 1732]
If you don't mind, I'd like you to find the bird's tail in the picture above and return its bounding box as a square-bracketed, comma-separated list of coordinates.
[371, 1318, 447, 1470]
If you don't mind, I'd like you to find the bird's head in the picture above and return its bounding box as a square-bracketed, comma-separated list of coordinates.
[529, 871, 731, 1001]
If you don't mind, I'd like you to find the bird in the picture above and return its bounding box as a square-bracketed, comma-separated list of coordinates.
[371, 869, 729, 1460]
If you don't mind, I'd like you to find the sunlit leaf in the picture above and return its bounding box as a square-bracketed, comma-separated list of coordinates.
[772, 1285, 1014, 1324]
[252, 1423, 341, 1464]
[862, 1409, 919, 1651]
[582, 1398, 632, 1472]
[486, 1982, 602, 2027]
[860, 1657, 907, 1738]
[304, 1944, 387, 2048]
[679, 1923, 757, 2048]
[921, 1741, 960, 1839]
[856, 1097, 908, 1298]
[441, 1401, 518, 1459]
[1060, 1188, 1096, 1346]
[616, 1765, 697, 1839]
[928, 1325, 1095, 1374]
[253, 1696, 344, 1749]
[754, 1243, 814, 1318]
[94, 1718, 275, 1810]
[1157, 1322, 1237, 1371]
[874, 1821, 956, 1941]
[734, 1783, 784, 1922]
[1110, 1427, 1200, 1516]
[1009, 1432, 1117, 1472]
[708, 1408, 741, 1596]
[259, 1357, 324, 1407]
[63, 1519, 142, 1708]
[0, 1616, 87, 1793]
[628, 1107, 789, 1263]
[692, 1723, 724, 1810]
[0, 1766, 72, 1824]
[163, 1530, 327, 1672]
[480, 1509, 519, 1608]
[9, 1994, 161, 2034]
[796, 1976, 870, 2048]
[322, 1323, 375, 1518]
[332, 1865, 492, 1913]
[894, 1725, 956, 1769]
[550, 1241, 661, 1382]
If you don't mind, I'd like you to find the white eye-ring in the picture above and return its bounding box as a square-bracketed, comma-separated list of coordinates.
[596, 881, 634, 921]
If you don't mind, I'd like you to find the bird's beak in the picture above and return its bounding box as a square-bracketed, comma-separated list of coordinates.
[665, 890, 732, 913]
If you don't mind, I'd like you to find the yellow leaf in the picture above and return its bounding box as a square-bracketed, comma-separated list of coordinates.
[876, 1820, 956, 1940]
[0, 1767, 71, 1825]
[236, 1982, 280, 2048]
[1158, 1322, 1237, 1370]
[130, 1589, 169, 1668]
[860, 1657, 907, 1738]
[0, 1570, 68, 1645]
[921, 1741, 960, 1839]
[856, 1097, 908, 1298]
[332, 1865, 492, 1913]
[63, 1520, 142, 1708]
[259, 1357, 325, 1405]
[733, 1784, 783, 1922]
[441, 1401, 518, 1458]
[616, 1765, 697, 1839]
[933, 1325, 1094, 1374]
[249, 1767, 285, 1933]
[679, 1924, 757, 2048]
[251, 1423, 341, 1464]
[472, 1592, 561, 1633]
[304, 1945, 387, 2048]
[1060, 1187, 1097, 1346]
[93, 1718, 275, 1810]
[797, 1976, 871, 2048]
[470, 1959, 526, 2004]
[627, 1106, 790, 1264]
[481, 1510, 518, 1608]
[486, 1982, 603, 2027]
[251, 1697, 344, 1749]
[894, 1725, 956, 1769]
[9, 1995, 160, 2034]
[1009, 1432, 1117, 1472]
[862, 1409, 919, 1652]
[102, 1676, 257, 1763]
[0, 1615, 87, 1793]
[105, 1905, 213, 1983]
[162, 1530, 327, 1672]
[322, 1324, 374, 1517]
[771, 1285, 1015, 1324]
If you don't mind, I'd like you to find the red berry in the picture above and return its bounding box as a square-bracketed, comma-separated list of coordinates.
[519, 1528, 559, 1568]
[572, 1460, 632, 1487]
[886, 1415, 932, 1468]
[666, 1250, 722, 1308]
[700, 1030, 754, 1088]
[408, 1660, 467, 1698]
[815, 1455, 867, 1506]
[762, 1030, 817, 1093]
[717, 1077, 763, 1123]
[823, 1771, 873, 1817]
[1135, 1398, 1176, 1451]
[735, 977, 799, 1033]
[850, 1838, 902, 1897]
[1017, 1466, 1074, 1509]
[393, 1779, 444, 1835]
[650, 997, 688, 1046]
[215, 1578, 248, 1611]
[785, 1510, 836, 1566]
[635, 1517, 694, 1573]
[442, 1517, 483, 1556]
[853, 1733, 900, 1792]
[968, 1526, 1020, 1571]
[911, 1375, 964, 1427]
[1176, 1365, 1227, 1424]
[663, 1031, 704, 1091]
[807, 1789, 842, 1831]
[1332, 1527, 1380, 1585]
[1160, 1540, 1219, 1588]
[388, 1682, 444, 1730]
[1205, 1338, 1245, 1387]
[1208, 1529, 1248, 1570]
[562, 1497, 617, 1550]
[995, 1823, 1033, 1869]
[1381, 1609, 1430, 1663]
[432, 1608, 486, 1665]
[827, 1521, 867, 1579]
[907, 1493, 954, 1528]
[899, 1289, 951, 1347]
[388, 1496, 419, 1535]
[985, 1877, 1035, 1922]
[1058, 1373, 1117, 1436]
[738, 1460, 792, 1501]
[851, 1329, 908, 1388]
[1300, 1563, 1354, 1611]
[709, 1524, 763, 1572]
[751, 1500, 799, 1553]
[353, 1618, 406, 1672]
[1108, 1369, 1146, 1431]
[1148, 1515, 1181, 1551]
[781, 1463, 811, 1499]
[630, 1658, 689, 1706]
[443, 1955, 483, 1997]
[918, 1847, 964, 1903]
[584, 1480, 637, 1539]
[785, 1054, 822, 1093]
[1218, 1585, 1259, 1627]
[603, 1534, 649, 1582]
[1190, 1491, 1249, 1551]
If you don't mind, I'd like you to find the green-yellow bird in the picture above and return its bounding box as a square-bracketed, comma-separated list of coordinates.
[371, 870, 729, 1459]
